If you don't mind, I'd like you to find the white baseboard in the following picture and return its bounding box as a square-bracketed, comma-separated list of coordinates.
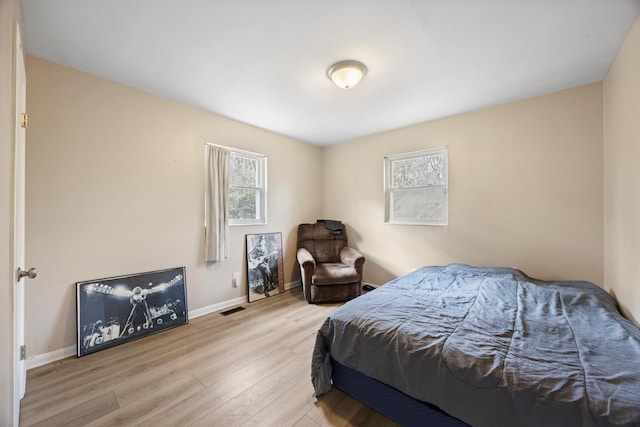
[26, 346, 77, 370]
[284, 280, 301, 291]
[26, 281, 301, 370]
[188, 296, 246, 319]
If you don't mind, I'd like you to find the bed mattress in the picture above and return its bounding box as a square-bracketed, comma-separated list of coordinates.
[311, 264, 640, 426]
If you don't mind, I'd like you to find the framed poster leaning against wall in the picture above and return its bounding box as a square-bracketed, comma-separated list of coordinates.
[76, 267, 188, 357]
[246, 232, 284, 302]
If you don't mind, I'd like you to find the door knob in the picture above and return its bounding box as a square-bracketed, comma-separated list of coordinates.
[17, 267, 37, 280]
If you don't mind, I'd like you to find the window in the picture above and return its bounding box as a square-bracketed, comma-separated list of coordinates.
[384, 147, 448, 225]
[228, 150, 267, 225]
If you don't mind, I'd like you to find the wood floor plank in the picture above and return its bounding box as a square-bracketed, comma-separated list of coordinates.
[306, 388, 363, 427]
[347, 406, 400, 427]
[242, 370, 318, 427]
[135, 381, 234, 427]
[293, 415, 323, 427]
[25, 391, 119, 427]
[187, 348, 313, 426]
[24, 318, 205, 394]
[21, 325, 209, 411]
[85, 374, 205, 427]
[20, 288, 397, 427]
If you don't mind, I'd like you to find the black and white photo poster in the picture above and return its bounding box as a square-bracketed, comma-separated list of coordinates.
[76, 267, 188, 357]
[246, 232, 284, 302]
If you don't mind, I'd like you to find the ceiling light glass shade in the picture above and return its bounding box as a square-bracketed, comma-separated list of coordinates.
[327, 60, 367, 89]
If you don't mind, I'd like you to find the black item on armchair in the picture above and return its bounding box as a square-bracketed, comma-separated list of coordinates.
[316, 219, 343, 235]
[296, 222, 365, 303]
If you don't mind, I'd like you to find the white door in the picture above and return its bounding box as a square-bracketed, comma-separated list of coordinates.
[13, 23, 33, 426]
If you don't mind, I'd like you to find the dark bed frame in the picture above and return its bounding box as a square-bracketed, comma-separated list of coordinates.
[331, 358, 469, 426]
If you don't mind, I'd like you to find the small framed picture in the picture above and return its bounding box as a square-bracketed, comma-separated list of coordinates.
[246, 232, 284, 302]
[76, 267, 188, 357]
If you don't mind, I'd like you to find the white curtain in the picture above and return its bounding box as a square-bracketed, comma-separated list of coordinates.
[205, 145, 230, 262]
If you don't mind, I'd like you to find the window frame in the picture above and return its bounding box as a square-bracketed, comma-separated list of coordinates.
[227, 149, 267, 226]
[384, 147, 448, 226]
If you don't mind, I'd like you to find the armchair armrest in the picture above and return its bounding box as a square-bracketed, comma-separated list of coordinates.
[296, 248, 316, 271]
[340, 247, 365, 270]
[297, 248, 316, 302]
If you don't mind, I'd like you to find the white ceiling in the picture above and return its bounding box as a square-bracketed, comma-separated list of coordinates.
[21, 0, 640, 146]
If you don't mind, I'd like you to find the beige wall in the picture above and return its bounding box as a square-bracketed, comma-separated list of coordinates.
[1, 0, 24, 424]
[323, 84, 604, 287]
[604, 17, 640, 325]
[25, 56, 322, 357]
[26, 26, 640, 361]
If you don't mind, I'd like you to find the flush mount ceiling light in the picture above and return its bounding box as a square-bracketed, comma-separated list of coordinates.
[327, 60, 368, 89]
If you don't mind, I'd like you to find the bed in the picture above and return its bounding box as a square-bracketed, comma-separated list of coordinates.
[311, 264, 640, 426]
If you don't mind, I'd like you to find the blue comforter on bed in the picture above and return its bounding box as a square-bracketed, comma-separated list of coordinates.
[311, 264, 640, 427]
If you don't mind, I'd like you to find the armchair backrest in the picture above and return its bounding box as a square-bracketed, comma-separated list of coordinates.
[297, 223, 348, 263]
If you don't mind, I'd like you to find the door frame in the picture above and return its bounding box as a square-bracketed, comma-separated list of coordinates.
[12, 22, 27, 427]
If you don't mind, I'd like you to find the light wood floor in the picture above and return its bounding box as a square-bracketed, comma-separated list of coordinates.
[19, 287, 399, 427]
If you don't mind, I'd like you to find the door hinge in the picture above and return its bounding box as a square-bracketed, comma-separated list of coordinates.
[20, 345, 26, 361]
[21, 113, 28, 129]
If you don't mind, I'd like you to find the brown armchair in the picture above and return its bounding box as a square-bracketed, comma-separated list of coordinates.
[296, 222, 365, 303]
